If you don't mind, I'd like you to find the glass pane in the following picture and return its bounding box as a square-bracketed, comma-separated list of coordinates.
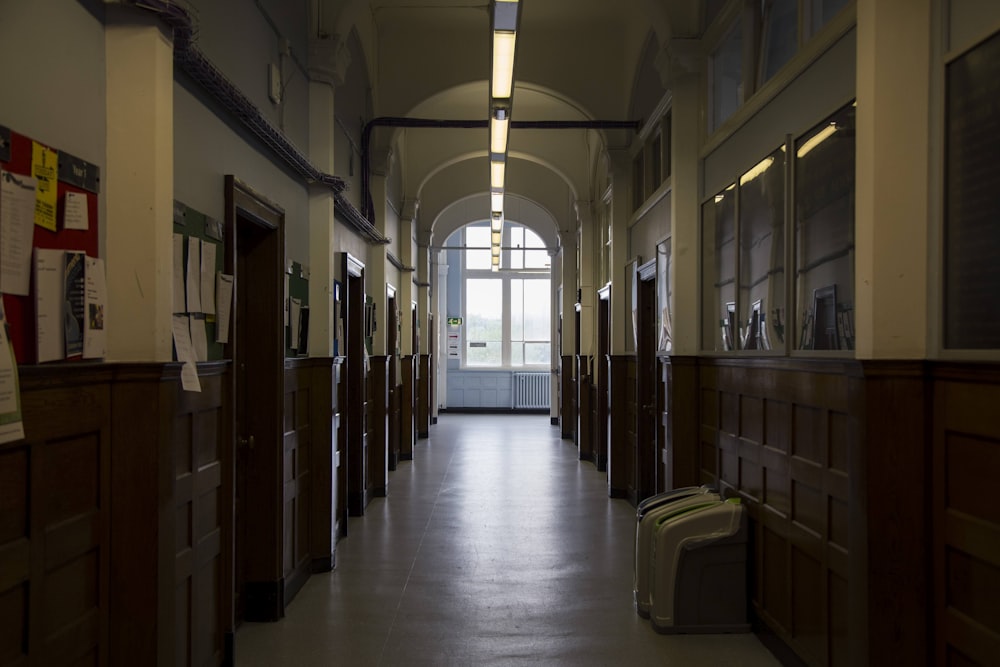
[511, 279, 524, 341]
[761, 0, 798, 83]
[465, 278, 502, 365]
[511, 342, 524, 367]
[945, 31, 1000, 348]
[702, 185, 737, 351]
[524, 227, 549, 268]
[467, 341, 501, 366]
[712, 23, 743, 131]
[650, 134, 662, 191]
[466, 225, 491, 270]
[524, 279, 550, 340]
[794, 103, 856, 351]
[524, 342, 550, 365]
[657, 240, 672, 352]
[509, 226, 524, 270]
[810, 0, 849, 36]
[739, 147, 785, 351]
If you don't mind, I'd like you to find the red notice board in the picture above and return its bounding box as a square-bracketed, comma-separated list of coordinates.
[0, 127, 100, 364]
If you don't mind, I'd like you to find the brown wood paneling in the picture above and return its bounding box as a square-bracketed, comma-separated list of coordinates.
[608, 355, 631, 499]
[4, 365, 114, 667]
[699, 358, 855, 667]
[662, 356, 699, 489]
[368, 356, 389, 498]
[282, 361, 313, 607]
[400, 355, 416, 461]
[576, 356, 593, 464]
[849, 361, 929, 667]
[334, 358, 348, 538]
[417, 355, 431, 439]
[388, 383, 400, 471]
[309, 359, 337, 573]
[172, 363, 230, 667]
[933, 363, 1000, 667]
[560, 356, 574, 440]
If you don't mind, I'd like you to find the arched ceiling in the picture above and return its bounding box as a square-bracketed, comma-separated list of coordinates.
[321, 0, 705, 246]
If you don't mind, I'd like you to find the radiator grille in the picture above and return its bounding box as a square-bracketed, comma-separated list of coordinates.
[513, 373, 550, 409]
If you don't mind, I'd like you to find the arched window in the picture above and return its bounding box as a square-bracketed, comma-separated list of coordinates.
[458, 222, 550, 368]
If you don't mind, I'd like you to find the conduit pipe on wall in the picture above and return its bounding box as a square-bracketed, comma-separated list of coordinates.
[130, 0, 390, 244]
[360, 117, 640, 222]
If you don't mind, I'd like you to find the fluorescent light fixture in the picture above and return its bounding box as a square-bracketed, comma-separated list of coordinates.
[796, 123, 837, 158]
[491, 244, 501, 257]
[490, 114, 509, 155]
[492, 31, 516, 98]
[492, 230, 502, 246]
[739, 156, 774, 186]
[491, 160, 505, 189]
[491, 192, 504, 213]
[491, 212, 503, 233]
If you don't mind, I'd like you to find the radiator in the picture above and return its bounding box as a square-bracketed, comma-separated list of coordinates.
[513, 372, 550, 409]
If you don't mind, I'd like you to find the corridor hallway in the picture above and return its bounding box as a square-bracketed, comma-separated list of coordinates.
[235, 414, 781, 666]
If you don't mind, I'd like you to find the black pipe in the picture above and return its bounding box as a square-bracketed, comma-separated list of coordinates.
[360, 117, 640, 222]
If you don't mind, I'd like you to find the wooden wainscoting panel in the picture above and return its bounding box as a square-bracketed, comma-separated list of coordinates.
[368, 357, 389, 498]
[16, 366, 114, 667]
[850, 362, 930, 667]
[400, 356, 415, 461]
[561, 356, 575, 440]
[607, 356, 632, 499]
[417, 355, 431, 439]
[173, 364, 230, 667]
[661, 357, 700, 490]
[933, 364, 1000, 667]
[309, 359, 336, 573]
[576, 357, 592, 464]
[282, 361, 313, 608]
[699, 358, 855, 667]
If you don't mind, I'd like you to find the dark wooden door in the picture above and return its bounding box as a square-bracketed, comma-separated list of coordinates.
[228, 176, 284, 624]
[343, 254, 368, 515]
[636, 269, 657, 503]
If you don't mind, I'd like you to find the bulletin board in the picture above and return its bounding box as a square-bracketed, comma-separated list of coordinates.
[286, 260, 309, 357]
[173, 200, 226, 361]
[0, 125, 100, 364]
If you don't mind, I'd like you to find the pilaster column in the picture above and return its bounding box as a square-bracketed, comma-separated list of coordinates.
[855, 0, 931, 359]
[658, 39, 702, 356]
[559, 226, 578, 357]
[105, 9, 174, 360]
[306, 35, 351, 357]
[367, 149, 390, 355]
[399, 201, 418, 356]
[574, 202, 596, 356]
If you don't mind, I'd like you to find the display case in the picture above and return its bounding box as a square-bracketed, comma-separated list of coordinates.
[701, 184, 736, 351]
[793, 102, 856, 351]
[738, 147, 786, 350]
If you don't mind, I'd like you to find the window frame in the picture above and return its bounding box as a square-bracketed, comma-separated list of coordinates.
[460, 222, 551, 369]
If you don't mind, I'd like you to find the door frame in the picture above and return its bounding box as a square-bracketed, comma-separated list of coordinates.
[224, 175, 285, 624]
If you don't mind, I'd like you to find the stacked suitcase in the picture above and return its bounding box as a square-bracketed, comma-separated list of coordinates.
[633, 486, 750, 634]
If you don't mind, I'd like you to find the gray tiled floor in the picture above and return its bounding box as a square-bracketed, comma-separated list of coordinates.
[235, 414, 782, 666]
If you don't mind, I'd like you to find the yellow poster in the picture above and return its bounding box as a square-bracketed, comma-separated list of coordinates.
[32, 141, 58, 231]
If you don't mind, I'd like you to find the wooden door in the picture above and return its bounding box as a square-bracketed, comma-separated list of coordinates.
[386, 290, 399, 471]
[636, 261, 658, 503]
[227, 176, 284, 624]
[343, 254, 368, 515]
[597, 286, 610, 474]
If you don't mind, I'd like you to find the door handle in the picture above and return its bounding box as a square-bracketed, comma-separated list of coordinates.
[239, 435, 255, 450]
